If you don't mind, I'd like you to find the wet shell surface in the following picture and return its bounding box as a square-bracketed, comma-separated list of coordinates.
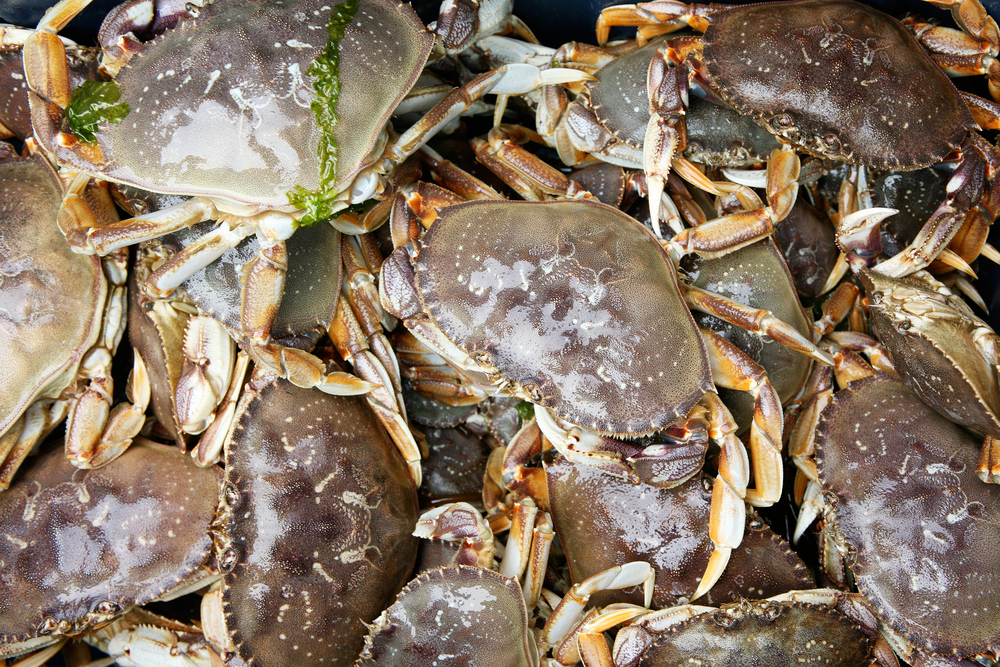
[357, 565, 536, 667]
[703, 0, 973, 168]
[64, 0, 434, 208]
[634, 600, 873, 667]
[413, 199, 712, 435]
[0, 442, 220, 650]
[816, 373, 1000, 658]
[221, 377, 419, 667]
[546, 456, 813, 608]
[0, 153, 105, 436]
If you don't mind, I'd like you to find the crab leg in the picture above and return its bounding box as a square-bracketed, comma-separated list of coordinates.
[237, 240, 377, 397]
[875, 137, 995, 277]
[540, 562, 655, 648]
[63, 248, 153, 470]
[0, 400, 69, 490]
[386, 64, 594, 167]
[66, 197, 225, 257]
[684, 284, 834, 365]
[413, 502, 496, 569]
[688, 331, 788, 600]
[329, 297, 422, 486]
[595, 1, 727, 44]
[667, 145, 801, 260]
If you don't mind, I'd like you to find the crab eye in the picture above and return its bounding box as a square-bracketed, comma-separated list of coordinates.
[770, 113, 793, 129]
[823, 133, 841, 151]
[223, 482, 241, 509]
[220, 547, 239, 573]
[761, 604, 783, 622]
[713, 611, 737, 628]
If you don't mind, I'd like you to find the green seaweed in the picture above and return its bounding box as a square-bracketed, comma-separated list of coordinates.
[287, 0, 358, 227]
[65, 80, 130, 144]
[515, 401, 535, 423]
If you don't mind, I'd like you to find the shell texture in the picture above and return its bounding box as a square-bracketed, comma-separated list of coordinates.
[412, 199, 712, 435]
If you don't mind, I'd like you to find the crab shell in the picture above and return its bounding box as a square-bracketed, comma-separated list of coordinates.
[582, 40, 779, 167]
[357, 565, 538, 667]
[0, 153, 105, 437]
[0, 441, 221, 657]
[815, 373, 1000, 660]
[628, 599, 875, 667]
[546, 456, 814, 609]
[859, 269, 1000, 438]
[54, 0, 434, 211]
[220, 375, 419, 667]
[702, 0, 974, 169]
[404, 199, 712, 436]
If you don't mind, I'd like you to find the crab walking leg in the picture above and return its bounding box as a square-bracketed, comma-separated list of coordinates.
[577, 604, 716, 667]
[979, 435, 1000, 483]
[540, 562, 655, 649]
[907, 0, 1000, 100]
[0, 401, 69, 490]
[63, 195, 224, 257]
[235, 240, 378, 396]
[596, 2, 720, 44]
[329, 297, 423, 486]
[559, 604, 651, 667]
[683, 284, 834, 366]
[64, 250, 151, 469]
[702, 331, 783, 507]
[874, 142, 993, 277]
[521, 511, 555, 608]
[386, 64, 594, 163]
[666, 146, 801, 261]
[498, 499, 540, 580]
[64, 349, 150, 469]
[471, 126, 597, 202]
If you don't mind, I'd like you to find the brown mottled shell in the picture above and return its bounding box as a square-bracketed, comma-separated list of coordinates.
[0, 153, 105, 437]
[60, 0, 434, 210]
[815, 374, 1000, 658]
[420, 426, 491, 506]
[222, 376, 418, 667]
[691, 239, 811, 430]
[636, 600, 873, 667]
[860, 269, 1000, 438]
[357, 565, 536, 667]
[546, 457, 813, 609]
[413, 199, 712, 435]
[703, 0, 973, 168]
[0, 442, 220, 648]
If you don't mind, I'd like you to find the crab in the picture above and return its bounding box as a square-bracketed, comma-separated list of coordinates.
[379, 197, 835, 599]
[496, 418, 816, 611]
[129, 237, 246, 450]
[592, 0, 1000, 278]
[200, 369, 420, 667]
[0, 146, 150, 486]
[357, 501, 656, 666]
[571, 588, 897, 667]
[858, 267, 1000, 483]
[19, 0, 586, 395]
[0, 439, 222, 662]
[791, 358, 1000, 664]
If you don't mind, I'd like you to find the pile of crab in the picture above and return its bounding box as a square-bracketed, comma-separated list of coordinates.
[0, 0, 998, 666]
